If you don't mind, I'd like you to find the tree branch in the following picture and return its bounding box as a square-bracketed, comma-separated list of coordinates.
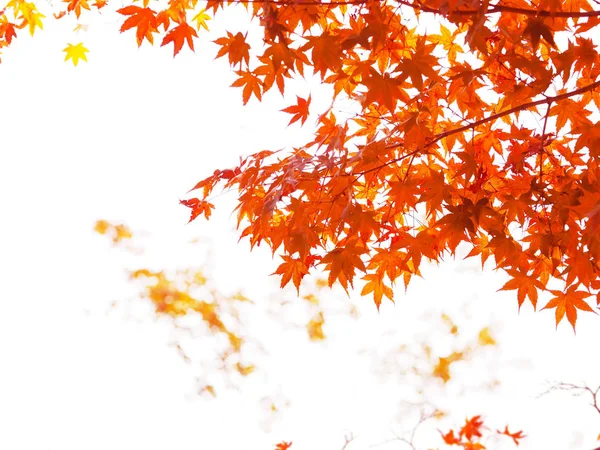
[205, 0, 600, 19]
[427, 79, 600, 150]
[384, 79, 600, 154]
[352, 79, 600, 177]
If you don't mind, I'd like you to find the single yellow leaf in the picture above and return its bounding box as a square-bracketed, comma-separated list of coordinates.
[191, 8, 210, 31]
[63, 42, 89, 66]
[478, 327, 496, 346]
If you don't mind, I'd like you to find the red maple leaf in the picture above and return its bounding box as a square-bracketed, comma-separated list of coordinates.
[281, 95, 311, 126]
[180, 198, 214, 222]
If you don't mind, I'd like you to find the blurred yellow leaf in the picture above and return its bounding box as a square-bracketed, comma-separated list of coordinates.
[478, 327, 496, 346]
[73, 23, 89, 32]
[302, 293, 319, 305]
[441, 313, 459, 335]
[235, 363, 255, 376]
[433, 351, 463, 383]
[94, 220, 133, 244]
[307, 312, 325, 341]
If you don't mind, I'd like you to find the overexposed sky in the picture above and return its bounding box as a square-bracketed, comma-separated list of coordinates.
[1, 6, 600, 450]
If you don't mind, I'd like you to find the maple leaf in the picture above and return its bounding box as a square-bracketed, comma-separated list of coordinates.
[117, 5, 158, 46]
[499, 268, 545, 310]
[361, 67, 408, 112]
[272, 255, 308, 293]
[161, 22, 197, 56]
[542, 286, 596, 330]
[214, 31, 250, 68]
[63, 42, 89, 66]
[191, 8, 210, 31]
[0, 20, 17, 44]
[549, 98, 592, 133]
[180, 198, 214, 222]
[440, 429, 460, 445]
[16, 1, 45, 36]
[321, 243, 367, 293]
[460, 416, 484, 441]
[393, 36, 441, 91]
[63, 0, 90, 18]
[301, 33, 342, 78]
[428, 24, 461, 63]
[274, 442, 292, 450]
[497, 426, 526, 445]
[361, 273, 393, 309]
[281, 95, 311, 126]
[231, 70, 263, 105]
[523, 18, 556, 51]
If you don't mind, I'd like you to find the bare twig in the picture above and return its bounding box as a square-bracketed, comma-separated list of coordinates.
[340, 432, 357, 450]
[539, 381, 600, 417]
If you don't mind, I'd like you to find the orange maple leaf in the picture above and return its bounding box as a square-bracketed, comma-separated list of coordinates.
[499, 268, 545, 310]
[63, 0, 90, 18]
[460, 416, 484, 441]
[361, 272, 393, 309]
[214, 31, 250, 68]
[281, 95, 311, 126]
[272, 255, 308, 293]
[231, 70, 263, 105]
[301, 33, 342, 78]
[274, 441, 292, 450]
[321, 243, 367, 293]
[497, 426, 526, 445]
[117, 5, 158, 46]
[542, 285, 596, 331]
[440, 429, 461, 445]
[523, 18, 556, 50]
[161, 22, 197, 56]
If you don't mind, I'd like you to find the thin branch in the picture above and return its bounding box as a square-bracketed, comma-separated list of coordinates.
[539, 381, 600, 417]
[354, 79, 600, 177]
[340, 433, 357, 450]
[417, 79, 600, 151]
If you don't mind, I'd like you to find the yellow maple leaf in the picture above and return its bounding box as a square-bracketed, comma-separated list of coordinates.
[63, 42, 89, 66]
[16, 1, 45, 36]
[191, 8, 210, 31]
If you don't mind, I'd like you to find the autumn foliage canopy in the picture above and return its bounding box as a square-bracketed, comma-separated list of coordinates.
[3, 0, 600, 329]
